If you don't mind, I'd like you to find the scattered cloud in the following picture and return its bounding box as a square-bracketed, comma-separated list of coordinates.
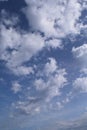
[34, 57, 67, 102]
[14, 101, 41, 115]
[0, 0, 87, 124]
[73, 77, 87, 93]
[0, 19, 44, 76]
[11, 66, 34, 76]
[45, 39, 62, 49]
[11, 81, 22, 94]
[72, 44, 87, 58]
[0, 0, 86, 76]
[72, 43, 87, 90]
[24, 0, 83, 38]
[12, 58, 67, 115]
[44, 58, 58, 75]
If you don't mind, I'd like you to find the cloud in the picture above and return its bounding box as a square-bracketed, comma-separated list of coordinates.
[0, 26, 44, 65]
[11, 81, 22, 94]
[73, 77, 87, 93]
[12, 58, 67, 115]
[0, 10, 19, 27]
[24, 0, 83, 38]
[45, 39, 62, 49]
[80, 68, 87, 75]
[72, 44, 87, 58]
[72, 44, 87, 73]
[0, 19, 44, 75]
[12, 66, 34, 76]
[34, 57, 67, 102]
[14, 101, 41, 115]
[0, 1, 86, 76]
[44, 58, 58, 75]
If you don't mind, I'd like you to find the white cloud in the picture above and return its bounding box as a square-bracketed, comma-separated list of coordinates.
[72, 44, 87, 58]
[80, 68, 87, 75]
[13, 100, 41, 115]
[24, 0, 83, 38]
[12, 66, 34, 76]
[34, 58, 67, 102]
[45, 39, 62, 49]
[82, 0, 87, 9]
[0, 1, 86, 77]
[12, 58, 67, 115]
[11, 82, 22, 94]
[1, 9, 19, 27]
[73, 77, 87, 93]
[72, 44, 87, 70]
[44, 58, 58, 75]
[0, 26, 44, 66]
[0, 2, 86, 76]
[35, 78, 47, 91]
[0, 23, 44, 75]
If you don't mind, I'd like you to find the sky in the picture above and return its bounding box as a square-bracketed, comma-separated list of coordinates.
[0, 0, 87, 130]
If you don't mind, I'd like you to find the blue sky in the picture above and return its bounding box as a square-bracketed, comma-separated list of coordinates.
[0, 0, 87, 130]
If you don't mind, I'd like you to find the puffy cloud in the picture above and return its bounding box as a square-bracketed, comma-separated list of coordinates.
[35, 78, 47, 91]
[0, 27, 44, 65]
[44, 58, 58, 75]
[0, 1, 86, 77]
[24, 0, 83, 38]
[0, 1, 86, 76]
[73, 77, 87, 93]
[11, 82, 22, 94]
[45, 39, 62, 49]
[72, 44, 87, 58]
[0, 22, 44, 75]
[12, 66, 34, 76]
[34, 58, 67, 102]
[12, 58, 67, 115]
[0, 9, 19, 27]
[14, 101, 41, 115]
[72, 44, 87, 71]
[82, 0, 87, 9]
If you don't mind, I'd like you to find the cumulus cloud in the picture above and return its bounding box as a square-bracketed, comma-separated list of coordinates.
[0, 0, 86, 118]
[11, 66, 34, 76]
[12, 58, 67, 115]
[44, 58, 58, 75]
[45, 39, 62, 49]
[14, 101, 41, 115]
[0, 0, 86, 76]
[0, 20, 44, 75]
[34, 58, 67, 102]
[24, 0, 83, 38]
[72, 44, 87, 58]
[11, 81, 22, 94]
[73, 77, 87, 93]
[72, 44, 87, 73]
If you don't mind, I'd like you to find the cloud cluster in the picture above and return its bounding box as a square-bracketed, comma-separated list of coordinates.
[73, 77, 87, 93]
[0, 0, 86, 76]
[0, 18, 44, 75]
[72, 44, 87, 58]
[13, 58, 67, 115]
[0, 0, 87, 118]
[24, 0, 83, 38]
[72, 44, 87, 94]
[35, 58, 67, 102]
